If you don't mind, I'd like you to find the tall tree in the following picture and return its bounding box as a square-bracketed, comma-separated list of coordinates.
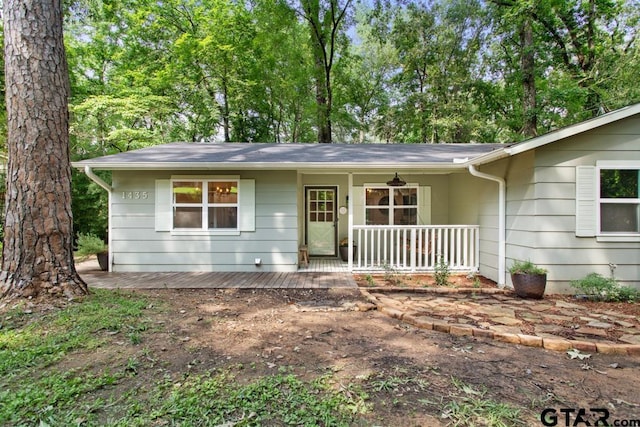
[489, 0, 639, 138]
[371, 0, 489, 143]
[333, 11, 397, 143]
[1, 0, 88, 298]
[297, 0, 352, 143]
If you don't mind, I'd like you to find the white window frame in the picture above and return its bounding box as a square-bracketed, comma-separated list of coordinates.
[364, 184, 419, 226]
[596, 161, 640, 242]
[171, 176, 240, 236]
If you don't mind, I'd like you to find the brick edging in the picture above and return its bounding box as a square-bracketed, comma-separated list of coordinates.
[359, 289, 640, 357]
[360, 286, 512, 295]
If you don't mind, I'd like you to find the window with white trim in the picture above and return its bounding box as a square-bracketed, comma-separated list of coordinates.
[172, 180, 238, 230]
[365, 186, 418, 225]
[599, 167, 640, 233]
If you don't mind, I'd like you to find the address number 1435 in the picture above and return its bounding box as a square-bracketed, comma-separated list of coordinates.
[121, 191, 149, 200]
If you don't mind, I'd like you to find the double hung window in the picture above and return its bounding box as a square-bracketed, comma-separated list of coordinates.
[599, 167, 640, 234]
[365, 187, 418, 225]
[173, 180, 238, 230]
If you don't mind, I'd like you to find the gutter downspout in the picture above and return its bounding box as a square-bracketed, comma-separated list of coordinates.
[468, 164, 506, 287]
[83, 166, 113, 272]
[84, 166, 112, 193]
[347, 172, 353, 273]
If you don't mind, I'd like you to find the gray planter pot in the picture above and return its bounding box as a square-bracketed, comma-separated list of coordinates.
[97, 251, 109, 271]
[511, 273, 546, 299]
[339, 246, 356, 262]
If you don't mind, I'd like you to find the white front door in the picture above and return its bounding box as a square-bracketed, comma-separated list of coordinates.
[306, 188, 337, 256]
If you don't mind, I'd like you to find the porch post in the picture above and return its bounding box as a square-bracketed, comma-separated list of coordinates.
[348, 172, 353, 272]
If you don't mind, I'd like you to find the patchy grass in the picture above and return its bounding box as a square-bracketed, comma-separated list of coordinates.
[122, 371, 367, 426]
[0, 290, 367, 426]
[3, 287, 631, 426]
[442, 377, 524, 427]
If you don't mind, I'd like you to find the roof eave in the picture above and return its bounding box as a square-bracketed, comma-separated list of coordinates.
[464, 146, 511, 166]
[72, 161, 472, 171]
[506, 103, 640, 156]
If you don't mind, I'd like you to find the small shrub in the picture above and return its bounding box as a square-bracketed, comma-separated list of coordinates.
[383, 263, 403, 286]
[75, 233, 107, 257]
[472, 276, 481, 288]
[508, 260, 546, 275]
[571, 273, 639, 302]
[364, 274, 375, 287]
[434, 256, 450, 286]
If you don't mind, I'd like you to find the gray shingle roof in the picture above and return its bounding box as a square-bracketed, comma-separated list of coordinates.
[73, 142, 507, 170]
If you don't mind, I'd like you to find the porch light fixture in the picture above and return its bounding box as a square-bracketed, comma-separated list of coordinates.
[386, 172, 406, 187]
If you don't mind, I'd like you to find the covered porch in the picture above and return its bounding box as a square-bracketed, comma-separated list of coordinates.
[300, 170, 487, 275]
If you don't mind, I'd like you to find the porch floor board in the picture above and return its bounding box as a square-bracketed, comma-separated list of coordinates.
[78, 259, 356, 290]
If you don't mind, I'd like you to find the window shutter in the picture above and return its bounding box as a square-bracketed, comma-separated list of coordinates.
[575, 166, 597, 237]
[239, 179, 255, 232]
[155, 179, 172, 231]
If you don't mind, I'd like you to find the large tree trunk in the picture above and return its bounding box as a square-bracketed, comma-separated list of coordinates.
[300, 0, 350, 144]
[2, 0, 88, 299]
[313, 53, 331, 143]
[520, 17, 537, 138]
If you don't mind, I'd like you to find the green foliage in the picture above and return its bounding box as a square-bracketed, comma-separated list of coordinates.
[0, 370, 119, 424]
[148, 372, 363, 426]
[508, 260, 547, 275]
[59, 0, 640, 149]
[0, 290, 149, 378]
[0, 290, 152, 424]
[75, 232, 107, 256]
[571, 273, 639, 302]
[364, 274, 375, 286]
[0, 291, 365, 426]
[443, 377, 523, 427]
[434, 256, 450, 286]
[72, 169, 109, 239]
[382, 263, 403, 286]
[600, 169, 639, 198]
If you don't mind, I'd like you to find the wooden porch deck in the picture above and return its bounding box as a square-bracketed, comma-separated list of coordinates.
[77, 258, 356, 289]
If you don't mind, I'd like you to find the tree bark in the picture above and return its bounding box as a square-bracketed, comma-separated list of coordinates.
[300, 0, 350, 143]
[520, 17, 537, 138]
[2, 0, 88, 299]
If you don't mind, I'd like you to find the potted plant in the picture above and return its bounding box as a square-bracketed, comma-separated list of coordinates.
[339, 238, 357, 262]
[76, 233, 109, 271]
[509, 260, 547, 299]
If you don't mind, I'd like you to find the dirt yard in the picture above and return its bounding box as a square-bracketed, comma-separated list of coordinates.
[96, 286, 640, 426]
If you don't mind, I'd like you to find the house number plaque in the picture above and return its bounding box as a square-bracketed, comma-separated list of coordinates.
[121, 191, 149, 200]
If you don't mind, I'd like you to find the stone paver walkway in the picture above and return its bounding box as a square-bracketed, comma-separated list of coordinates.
[361, 288, 640, 356]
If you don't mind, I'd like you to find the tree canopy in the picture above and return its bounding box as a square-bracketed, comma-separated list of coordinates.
[59, 0, 639, 152]
[2, 0, 638, 237]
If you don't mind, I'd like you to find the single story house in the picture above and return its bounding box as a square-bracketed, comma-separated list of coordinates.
[73, 103, 640, 293]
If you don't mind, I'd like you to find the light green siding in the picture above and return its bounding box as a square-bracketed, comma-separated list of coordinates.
[111, 170, 298, 272]
[449, 170, 500, 283]
[506, 117, 640, 292]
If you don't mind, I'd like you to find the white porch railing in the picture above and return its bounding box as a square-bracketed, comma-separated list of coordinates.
[352, 225, 480, 272]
